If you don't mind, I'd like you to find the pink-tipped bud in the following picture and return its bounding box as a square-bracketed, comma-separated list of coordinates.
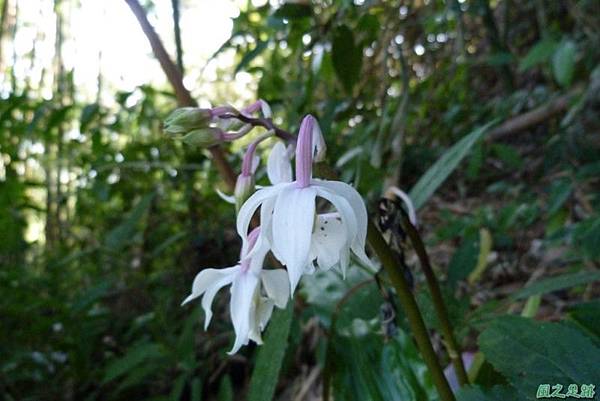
[241, 99, 272, 118]
[234, 174, 255, 213]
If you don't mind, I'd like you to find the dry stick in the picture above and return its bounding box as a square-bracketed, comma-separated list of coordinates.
[487, 91, 577, 141]
[367, 221, 456, 401]
[400, 214, 469, 387]
[124, 0, 237, 190]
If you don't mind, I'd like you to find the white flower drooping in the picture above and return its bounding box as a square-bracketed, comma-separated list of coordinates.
[237, 115, 373, 294]
[182, 227, 289, 354]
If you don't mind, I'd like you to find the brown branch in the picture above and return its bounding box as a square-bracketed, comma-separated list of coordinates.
[124, 0, 236, 190]
[487, 91, 577, 141]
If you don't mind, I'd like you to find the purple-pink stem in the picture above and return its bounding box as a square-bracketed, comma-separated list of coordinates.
[241, 132, 274, 177]
[241, 100, 263, 116]
[210, 106, 234, 118]
[240, 227, 261, 272]
[295, 115, 315, 188]
[222, 124, 253, 142]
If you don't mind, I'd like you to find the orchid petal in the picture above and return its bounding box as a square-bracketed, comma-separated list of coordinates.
[182, 266, 239, 329]
[310, 213, 346, 270]
[267, 141, 292, 184]
[313, 179, 369, 254]
[215, 188, 235, 204]
[314, 187, 358, 275]
[272, 186, 317, 294]
[261, 269, 290, 308]
[259, 99, 272, 118]
[236, 185, 281, 247]
[228, 271, 260, 354]
[311, 120, 327, 162]
[182, 266, 238, 306]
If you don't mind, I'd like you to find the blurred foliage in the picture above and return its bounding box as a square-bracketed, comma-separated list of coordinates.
[1, 0, 600, 400]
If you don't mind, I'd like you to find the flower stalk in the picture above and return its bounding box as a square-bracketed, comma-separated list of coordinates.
[366, 221, 456, 401]
[399, 213, 469, 387]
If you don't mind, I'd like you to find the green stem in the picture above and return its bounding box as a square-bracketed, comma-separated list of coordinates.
[400, 214, 469, 387]
[367, 222, 456, 401]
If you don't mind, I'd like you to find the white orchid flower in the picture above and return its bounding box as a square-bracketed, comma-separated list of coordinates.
[237, 115, 372, 294]
[182, 228, 289, 354]
[267, 141, 293, 184]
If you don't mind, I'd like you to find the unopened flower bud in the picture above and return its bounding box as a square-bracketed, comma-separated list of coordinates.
[164, 107, 212, 135]
[234, 174, 255, 212]
[182, 127, 223, 147]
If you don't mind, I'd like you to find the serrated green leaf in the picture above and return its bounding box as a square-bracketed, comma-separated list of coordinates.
[409, 121, 496, 210]
[247, 303, 293, 401]
[479, 316, 600, 400]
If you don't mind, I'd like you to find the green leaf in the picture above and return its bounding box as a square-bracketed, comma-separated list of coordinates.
[328, 329, 436, 401]
[191, 378, 203, 401]
[409, 121, 496, 210]
[247, 303, 294, 401]
[509, 270, 600, 301]
[103, 341, 164, 383]
[218, 375, 234, 401]
[577, 217, 600, 260]
[235, 41, 268, 74]
[105, 193, 154, 251]
[478, 316, 600, 400]
[331, 24, 363, 93]
[80, 103, 100, 132]
[547, 179, 572, 215]
[448, 234, 479, 286]
[457, 385, 520, 401]
[568, 300, 600, 341]
[519, 38, 559, 71]
[552, 40, 576, 87]
[272, 3, 312, 19]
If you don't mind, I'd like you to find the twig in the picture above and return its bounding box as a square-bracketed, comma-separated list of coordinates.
[124, 0, 236, 190]
[487, 91, 578, 141]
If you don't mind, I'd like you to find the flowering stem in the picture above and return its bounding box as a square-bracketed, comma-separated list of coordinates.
[241, 131, 274, 177]
[219, 113, 296, 141]
[400, 214, 469, 386]
[367, 221, 456, 401]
